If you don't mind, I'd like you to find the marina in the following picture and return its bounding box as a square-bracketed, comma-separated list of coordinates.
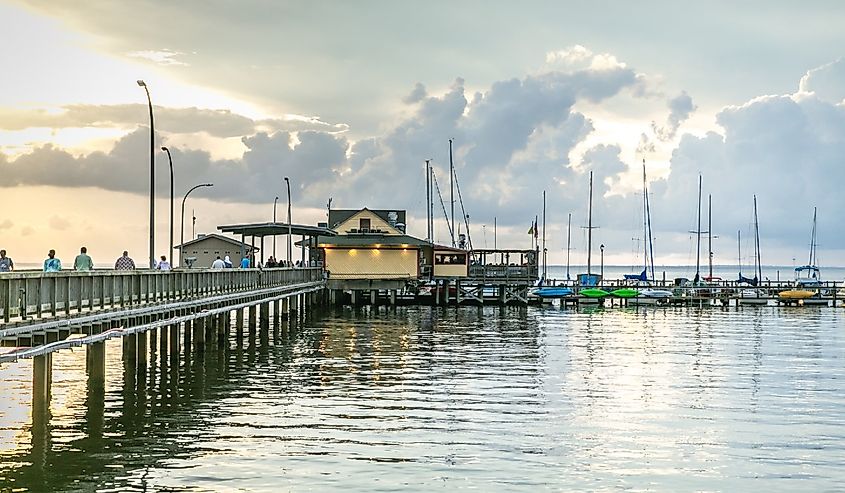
[1, 304, 843, 491]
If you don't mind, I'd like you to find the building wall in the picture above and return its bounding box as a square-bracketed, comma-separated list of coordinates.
[335, 210, 402, 235]
[181, 237, 252, 268]
[324, 247, 418, 279]
[433, 264, 468, 278]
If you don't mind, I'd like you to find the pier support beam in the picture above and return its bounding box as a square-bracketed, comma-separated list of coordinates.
[193, 317, 205, 353]
[169, 323, 180, 359]
[32, 353, 52, 410]
[86, 341, 106, 394]
[184, 320, 193, 355]
[235, 308, 244, 343]
[137, 331, 148, 370]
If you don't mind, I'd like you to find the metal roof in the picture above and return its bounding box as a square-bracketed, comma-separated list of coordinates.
[217, 222, 337, 238]
[175, 233, 259, 250]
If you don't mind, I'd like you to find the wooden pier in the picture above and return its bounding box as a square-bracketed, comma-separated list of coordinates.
[1, 267, 326, 410]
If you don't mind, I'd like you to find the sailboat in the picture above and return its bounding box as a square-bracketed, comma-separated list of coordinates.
[577, 171, 608, 300]
[632, 160, 672, 301]
[738, 196, 767, 305]
[532, 193, 575, 299]
[779, 207, 822, 303]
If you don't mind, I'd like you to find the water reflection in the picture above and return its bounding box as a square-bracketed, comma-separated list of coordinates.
[0, 305, 843, 491]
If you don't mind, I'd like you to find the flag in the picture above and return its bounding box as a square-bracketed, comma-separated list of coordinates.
[534, 219, 538, 239]
[527, 222, 535, 235]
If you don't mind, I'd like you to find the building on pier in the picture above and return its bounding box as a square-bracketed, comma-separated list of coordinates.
[175, 233, 257, 268]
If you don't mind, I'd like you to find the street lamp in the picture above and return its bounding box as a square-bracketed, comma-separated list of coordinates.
[137, 79, 155, 268]
[284, 177, 292, 266]
[273, 196, 279, 258]
[161, 146, 174, 269]
[600, 244, 605, 280]
[180, 183, 213, 267]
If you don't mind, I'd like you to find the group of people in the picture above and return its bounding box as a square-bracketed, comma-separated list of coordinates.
[41, 247, 94, 272]
[0, 248, 173, 273]
[0, 248, 309, 273]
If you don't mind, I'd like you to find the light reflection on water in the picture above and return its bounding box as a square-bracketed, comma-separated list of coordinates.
[0, 305, 843, 491]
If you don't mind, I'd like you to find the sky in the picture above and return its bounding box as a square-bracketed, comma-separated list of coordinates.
[1, 0, 844, 270]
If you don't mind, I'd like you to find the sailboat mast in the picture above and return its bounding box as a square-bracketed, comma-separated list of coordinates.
[642, 160, 648, 276]
[754, 195, 762, 281]
[644, 166, 655, 281]
[695, 175, 702, 281]
[587, 171, 593, 276]
[708, 194, 713, 279]
[566, 212, 572, 280]
[737, 229, 742, 279]
[809, 206, 817, 267]
[542, 191, 547, 279]
[449, 139, 455, 247]
[425, 160, 431, 242]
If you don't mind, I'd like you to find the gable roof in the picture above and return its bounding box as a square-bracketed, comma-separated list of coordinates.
[328, 208, 406, 230]
[175, 233, 259, 251]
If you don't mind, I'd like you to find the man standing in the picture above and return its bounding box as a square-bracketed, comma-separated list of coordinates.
[157, 255, 172, 271]
[44, 250, 62, 272]
[0, 250, 13, 272]
[115, 251, 136, 270]
[211, 256, 226, 269]
[74, 247, 94, 271]
[240, 256, 250, 269]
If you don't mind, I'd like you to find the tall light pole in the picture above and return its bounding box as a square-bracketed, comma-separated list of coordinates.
[161, 146, 174, 268]
[180, 183, 213, 267]
[273, 196, 279, 258]
[284, 177, 292, 266]
[600, 244, 605, 280]
[137, 79, 155, 268]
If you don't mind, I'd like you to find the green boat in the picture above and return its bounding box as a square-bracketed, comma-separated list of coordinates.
[579, 288, 610, 298]
[610, 288, 641, 298]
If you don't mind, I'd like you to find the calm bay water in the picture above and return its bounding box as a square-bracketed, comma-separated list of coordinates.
[1, 305, 844, 491]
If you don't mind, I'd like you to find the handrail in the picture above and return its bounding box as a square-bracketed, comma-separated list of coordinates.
[0, 268, 323, 325]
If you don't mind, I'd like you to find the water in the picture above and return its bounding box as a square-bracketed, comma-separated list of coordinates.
[1, 305, 844, 491]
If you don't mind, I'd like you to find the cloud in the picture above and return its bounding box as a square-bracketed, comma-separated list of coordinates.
[798, 57, 845, 103]
[127, 49, 189, 66]
[49, 216, 70, 230]
[655, 90, 845, 252]
[652, 91, 696, 140]
[0, 219, 13, 231]
[0, 105, 348, 137]
[0, 48, 639, 234]
[403, 83, 428, 104]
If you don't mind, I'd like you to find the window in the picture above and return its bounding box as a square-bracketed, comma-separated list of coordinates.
[435, 253, 467, 265]
[359, 218, 371, 231]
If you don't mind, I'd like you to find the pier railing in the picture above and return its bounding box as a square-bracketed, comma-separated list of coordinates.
[0, 268, 323, 325]
[468, 264, 538, 282]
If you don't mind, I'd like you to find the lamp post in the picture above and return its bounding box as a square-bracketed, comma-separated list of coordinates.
[161, 146, 174, 269]
[180, 183, 213, 267]
[600, 244, 605, 280]
[273, 196, 279, 258]
[284, 177, 292, 266]
[137, 79, 155, 268]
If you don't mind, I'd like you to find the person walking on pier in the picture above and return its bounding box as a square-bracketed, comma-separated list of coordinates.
[157, 255, 172, 271]
[114, 251, 136, 270]
[223, 255, 233, 268]
[43, 249, 61, 272]
[0, 250, 13, 272]
[211, 256, 226, 269]
[73, 246, 93, 271]
[240, 256, 250, 268]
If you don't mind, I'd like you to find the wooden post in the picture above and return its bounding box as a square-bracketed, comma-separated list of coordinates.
[169, 323, 180, 359]
[236, 307, 244, 343]
[32, 353, 52, 409]
[193, 317, 205, 353]
[87, 342, 106, 394]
